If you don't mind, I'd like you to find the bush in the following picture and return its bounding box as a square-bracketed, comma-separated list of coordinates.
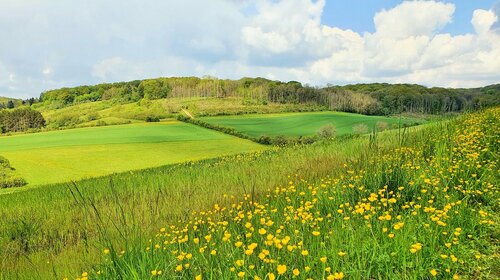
[0, 107, 46, 133]
[0, 156, 27, 188]
[317, 123, 336, 139]
[353, 123, 369, 134]
[0, 177, 27, 189]
[257, 135, 272, 145]
[145, 116, 161, 122]
[49, 113, 81, 128]
[272, 136, 289, 146]
[376, 121, 389, 131]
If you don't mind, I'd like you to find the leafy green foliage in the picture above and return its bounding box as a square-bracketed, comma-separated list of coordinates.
[0, 107, 45, 133]
[0, 156, 26, 188]
[328, 83, 500, 115]
[36, 77, 499, 123]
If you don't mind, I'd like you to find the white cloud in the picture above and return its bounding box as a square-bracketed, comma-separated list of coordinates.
[471, 9, 498, 34]
[0, 0, 499, 98]
[298, 0, 500, 87]
[42, 67, 52, 75]
[373, 1, 455, 39]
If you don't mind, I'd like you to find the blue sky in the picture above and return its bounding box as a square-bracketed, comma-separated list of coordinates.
[0, 0, 499, 98]
[322, 0, 498, 34]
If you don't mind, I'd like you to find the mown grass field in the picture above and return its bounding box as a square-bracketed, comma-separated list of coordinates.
[201, 111, 422, 138]
[0, 121, 265, 190]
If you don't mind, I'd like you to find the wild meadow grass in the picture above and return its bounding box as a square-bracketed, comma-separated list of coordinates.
[1, 108, 498, 279]
[75, 109, 498, 279]
[0, 129, 365, 279]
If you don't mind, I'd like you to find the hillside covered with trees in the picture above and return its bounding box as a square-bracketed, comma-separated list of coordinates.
[36, 77, 500, 115]
[1, 77, 498, 133]
[0, 97, 23, 109]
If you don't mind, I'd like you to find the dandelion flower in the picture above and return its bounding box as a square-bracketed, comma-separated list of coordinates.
[277, 264, 287, 275]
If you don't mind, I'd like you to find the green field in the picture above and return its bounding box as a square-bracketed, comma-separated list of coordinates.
[201, 111, 422, 138]
[35, 97, 324, 129]
[0, 121, 265, 188]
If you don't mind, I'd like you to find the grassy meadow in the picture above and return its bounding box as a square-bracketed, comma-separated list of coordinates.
[201, 111, 422, 138]
[0, 121, 265, 189]
[85, 107, 499, 280]
[0, 108, 497, 280]
[35, 97, 324, 130]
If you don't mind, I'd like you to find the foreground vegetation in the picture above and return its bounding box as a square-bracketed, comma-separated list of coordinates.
[84, 108, 498, 279]
[1, 107, 497, 279]
[0, 121, 264, 188]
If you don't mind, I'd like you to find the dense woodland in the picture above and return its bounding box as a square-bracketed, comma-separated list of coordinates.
[0, 108, 46, 133]
[35, 77, 500, 115]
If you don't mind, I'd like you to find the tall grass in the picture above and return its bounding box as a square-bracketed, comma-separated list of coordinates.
[81, 109, 498, 279]
[1, 108, 497, 279]
[1, 132, 371, 279]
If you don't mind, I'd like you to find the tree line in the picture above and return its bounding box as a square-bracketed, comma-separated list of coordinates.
[17, 76, 500, 115]
[326, 83, 500, 115]
[0, 108, 46, 133]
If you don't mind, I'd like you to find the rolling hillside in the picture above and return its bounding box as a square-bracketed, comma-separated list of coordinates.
[0, 121, 265, 188]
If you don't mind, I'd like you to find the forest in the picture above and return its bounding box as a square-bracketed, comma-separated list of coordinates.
[34, 77, 499, 115]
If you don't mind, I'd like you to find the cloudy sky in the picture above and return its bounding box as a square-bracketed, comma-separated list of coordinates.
[1, 0, 499, 99]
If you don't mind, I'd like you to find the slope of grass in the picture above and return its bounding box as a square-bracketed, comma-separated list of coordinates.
[201, 111, 422, 138]
[0, 121, 265, 188]
[0, 109, 496, 280]
[85, 108, 499, 280]
[35, 97, 324, 130]
[0, 127, 393, 279]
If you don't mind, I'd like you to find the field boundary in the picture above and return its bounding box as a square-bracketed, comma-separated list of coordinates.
[181, 108, 195, 119]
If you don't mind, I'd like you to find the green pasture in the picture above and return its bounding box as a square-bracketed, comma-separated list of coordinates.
[201, 111, 422, 138]
[36, 97, 323, 129]
[0, 121, 265, 188]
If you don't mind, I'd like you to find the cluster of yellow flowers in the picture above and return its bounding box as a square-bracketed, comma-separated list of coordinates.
[78, 108, 499, 279]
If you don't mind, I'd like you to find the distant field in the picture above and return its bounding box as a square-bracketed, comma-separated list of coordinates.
[201, 111, 422, 138]
[0, 121, 265, 188]
[36, 97, 323, 129]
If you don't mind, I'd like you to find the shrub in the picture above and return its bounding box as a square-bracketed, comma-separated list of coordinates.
[145, 116, 161, 122]
[257, 135, 272, 145]
[0, 107, 46, 133]
[353, 123, 369, 134]
[317, 123, 336, 139]
[376, 121, 389, 131]
[0, 156, 27, 188]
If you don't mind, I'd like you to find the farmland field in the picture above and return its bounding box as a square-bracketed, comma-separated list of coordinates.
[201, 111, 422, 138]
[0, 121, 265, 189]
